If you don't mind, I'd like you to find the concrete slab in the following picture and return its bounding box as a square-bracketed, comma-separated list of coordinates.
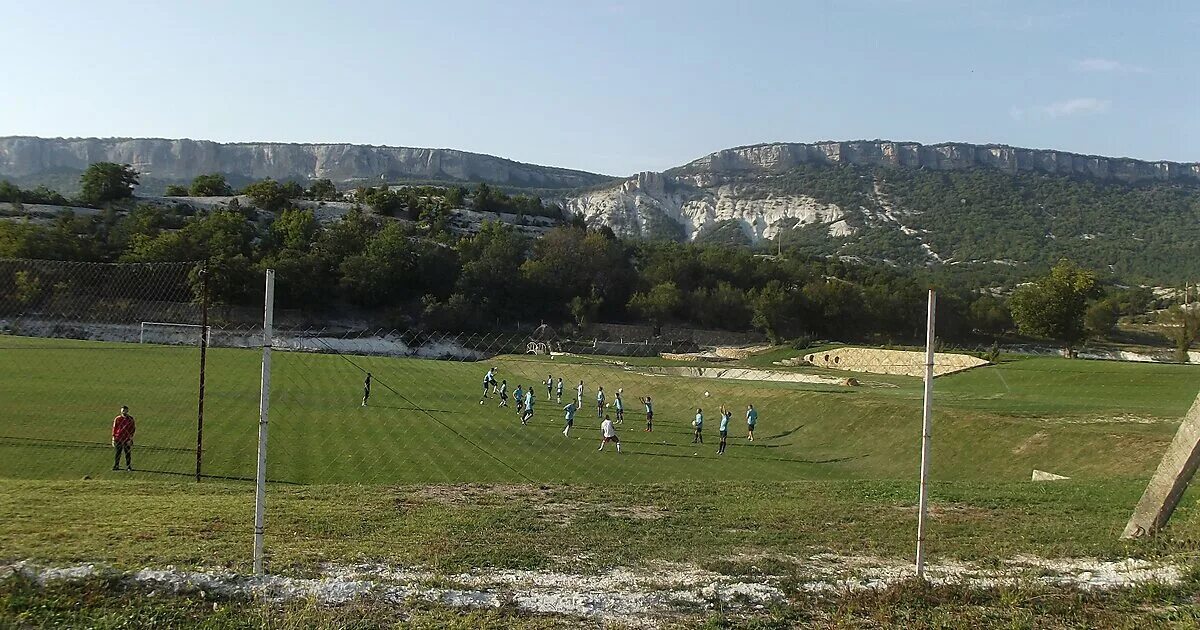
[1123, 393, 1200, 538]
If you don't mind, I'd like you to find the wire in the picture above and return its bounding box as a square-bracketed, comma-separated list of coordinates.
[308, 336, 534, 484]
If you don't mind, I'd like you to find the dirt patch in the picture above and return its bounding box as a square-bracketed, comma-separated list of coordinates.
[796, 347, 988, 378]
[1012, 432, 1050, 455]
[892, 502, 993, 521]
[633, 366, 851, 387]
[403, 486, 666, 526]
[407, 484, 556, 506]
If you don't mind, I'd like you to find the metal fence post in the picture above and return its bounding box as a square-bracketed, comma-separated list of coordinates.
[916, 289, 936, 579]
[253, 269, 274, 575]
[195, 266, 208, 482]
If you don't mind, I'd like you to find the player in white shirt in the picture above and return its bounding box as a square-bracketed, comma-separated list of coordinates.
[576, 380, 585, 408]
[521, 388, 535, 425]
[480, 367, 496, 401]
[598, 414, 621, 452]
[556, 378, 564, 403]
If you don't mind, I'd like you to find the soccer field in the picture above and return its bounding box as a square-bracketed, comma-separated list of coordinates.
[1, 335, 1196, 486]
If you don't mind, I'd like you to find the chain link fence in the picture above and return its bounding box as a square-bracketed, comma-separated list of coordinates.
[7, 259, 1195, 577]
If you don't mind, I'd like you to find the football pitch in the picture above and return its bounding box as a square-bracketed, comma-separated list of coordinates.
[1, 335, 1197, 486]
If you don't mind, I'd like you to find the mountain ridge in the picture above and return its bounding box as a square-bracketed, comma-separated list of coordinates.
[671, 140, 1200, 184]
[0, 136, 614, 191]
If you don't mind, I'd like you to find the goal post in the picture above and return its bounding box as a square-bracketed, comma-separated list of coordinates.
[140, 321, 212, 345]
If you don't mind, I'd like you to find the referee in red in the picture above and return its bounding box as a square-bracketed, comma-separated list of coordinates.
[112, 406, 136, 471]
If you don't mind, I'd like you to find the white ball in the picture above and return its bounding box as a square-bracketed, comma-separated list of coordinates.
[704, 391, 710, 397]
[479, 400, 484, 405]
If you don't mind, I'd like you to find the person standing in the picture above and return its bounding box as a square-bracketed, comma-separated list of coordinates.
[546, 375, 554, 399]
[513, 384, 525, 414]
[522, 387, 535, 425]
[111, 406, 136, 471]
[598, 415, 621, 452]
[596, 386, 606, 419]
[576, 380, 585, 408]
[641, 396, 654, 432]
[717, 405, 731, 455]
[746, 404, 758, 441]
[498, 380, 509, 407]
[556, 378, 564, 404]
[361, 373, 373, 407]
[692, 408, 704, 444]
[481, 367, 496, 401]
[562, 401, 577, 436]
[614, 389, 624, 424]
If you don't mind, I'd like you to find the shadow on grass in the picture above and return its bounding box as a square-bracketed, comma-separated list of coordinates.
[626, 451, 866, 465]
[368, 405, 457, 414]
[0, 436, 194, 453]
[761, 425, 805, 441]
[130, 467, 304, 485]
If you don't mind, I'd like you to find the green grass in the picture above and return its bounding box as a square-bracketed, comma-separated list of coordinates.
[2, 335, 1195, 486]
[4, 334, 1200, 588]
[4, 478, 1200, 574]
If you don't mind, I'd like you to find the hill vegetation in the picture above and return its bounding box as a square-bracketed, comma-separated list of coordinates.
[1, 164, 1194, 356]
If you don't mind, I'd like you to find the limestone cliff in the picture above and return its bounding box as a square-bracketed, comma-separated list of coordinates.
[564, 171, 845, 242]
[673, 140, 1200, 184]
[0, 136, 612, 189]
[565, 140, 1200, 246]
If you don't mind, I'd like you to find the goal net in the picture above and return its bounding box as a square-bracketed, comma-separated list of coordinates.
[140, 321, 211, 346]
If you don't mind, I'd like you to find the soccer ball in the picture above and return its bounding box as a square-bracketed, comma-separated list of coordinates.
[479, 400, 484, 405]
[704, 391, 710, 398]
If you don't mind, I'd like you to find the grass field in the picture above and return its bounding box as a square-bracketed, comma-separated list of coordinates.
[4, 334, 1200, 626]
[2, 335, 1197, 486]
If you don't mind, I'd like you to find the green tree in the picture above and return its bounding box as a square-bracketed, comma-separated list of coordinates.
[1160, 306, 1200, 363]
[628, 281, 682, 331]
[190, 173, 233, 197]
[967, 295, 1012, 336]
[242, 179, 292, 212]
[750, 281, 800, 343]
[270, 208, 319, 251]
[307, 178, 338, 201]
[164, 184, 189, 196]
[79, 162, 139, 205]
[1084, 298, 1120, 339]
[455, 222, 528, 318]
[1009, 260, 1098, 357]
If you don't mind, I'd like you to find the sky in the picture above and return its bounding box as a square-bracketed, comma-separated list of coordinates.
[1, 0, 1197, 176]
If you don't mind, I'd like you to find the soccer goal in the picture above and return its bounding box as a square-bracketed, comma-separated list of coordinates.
[140, 321, 212, 346]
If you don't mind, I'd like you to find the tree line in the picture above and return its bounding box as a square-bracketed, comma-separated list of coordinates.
[0, 163, 1190, 358]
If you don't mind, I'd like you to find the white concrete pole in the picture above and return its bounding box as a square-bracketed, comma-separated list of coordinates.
[253, 269, 275, 575]
[916, 289, 936, 579]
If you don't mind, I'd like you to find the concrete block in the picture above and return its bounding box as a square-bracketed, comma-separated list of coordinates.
[1031, 470, 1070, 481]
[1123, 393, 1200, 538]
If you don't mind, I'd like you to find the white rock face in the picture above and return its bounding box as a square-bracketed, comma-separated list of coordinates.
[679, 141, 1200, 184]
[0, 136, 612, 189]
[564, 172, 845, 243]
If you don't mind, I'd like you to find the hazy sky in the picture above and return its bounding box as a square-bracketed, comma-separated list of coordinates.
[2, 0, 1196, 175]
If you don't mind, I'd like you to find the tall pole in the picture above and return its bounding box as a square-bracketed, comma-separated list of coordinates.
[195, 267, 209, 482]
[915, 289, 936, 579]
[253, 269, 274, 576]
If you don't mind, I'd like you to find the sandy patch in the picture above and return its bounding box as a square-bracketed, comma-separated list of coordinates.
[405, 485, 666, 526]
[791, 347, 988, 378]
[632, 366, 854, 387]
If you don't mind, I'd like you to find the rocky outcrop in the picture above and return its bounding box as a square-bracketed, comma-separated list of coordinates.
[674, 140, 1200, 184]
[0, 136, 613, 189]
[564, 171, 846, 243]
